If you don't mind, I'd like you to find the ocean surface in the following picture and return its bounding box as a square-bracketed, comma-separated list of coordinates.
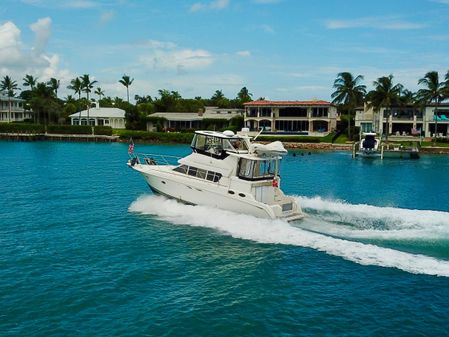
[1, 141, 449, 336]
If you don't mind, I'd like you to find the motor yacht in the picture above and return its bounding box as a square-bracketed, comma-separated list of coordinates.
[128, 130, 304, 221]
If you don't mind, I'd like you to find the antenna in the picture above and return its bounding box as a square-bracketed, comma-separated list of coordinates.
[253, 126, 264, 141]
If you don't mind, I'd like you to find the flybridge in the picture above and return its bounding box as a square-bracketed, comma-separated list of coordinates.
[190, 130, 249, 159]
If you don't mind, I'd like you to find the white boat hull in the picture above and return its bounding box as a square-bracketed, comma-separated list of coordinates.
[131, 164, 303, 221]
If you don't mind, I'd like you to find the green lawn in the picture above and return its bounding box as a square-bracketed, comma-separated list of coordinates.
[333, 134, 349, 144]
[421, 141, 449, 147]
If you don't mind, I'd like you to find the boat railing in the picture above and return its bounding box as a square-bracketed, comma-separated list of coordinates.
[129, 153, 182, 166]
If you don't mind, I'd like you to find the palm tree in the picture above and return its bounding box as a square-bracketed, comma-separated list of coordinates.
[67, 77, 83, 99]
[0, 75, 20, 123]
[23, 74, 38, 90]
[30, 82, 56, 125]
[211, 89, 225, 101]
[119, 74, 134, 103]
[47, 78, 60, 97]
[80, 74, 98, 125]
[95, 87, 105, 101]
[237, 87, 252, 103]
[400, 89, 416, 106]
[64, 95, 76, 104]
[80, 74, 97, 101]
[331, 72, 366, 140]
[417, 71, 445, 143]
[367, 75, 403, 141]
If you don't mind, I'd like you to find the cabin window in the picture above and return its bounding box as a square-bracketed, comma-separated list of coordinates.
[206, 171, 222, 182]
[173, 164, 222, 183]
[173, 165, 188, 174]
[196, 168, 207, 179]
[188, 167, 198, 176]
[238, 158, 277, 180]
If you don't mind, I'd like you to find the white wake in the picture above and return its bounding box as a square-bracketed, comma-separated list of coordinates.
[129, 195, 449, 277]
[296, 196, 449, 240]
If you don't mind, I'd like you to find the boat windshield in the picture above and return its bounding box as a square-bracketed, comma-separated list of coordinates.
[238, 158, 277, 180]
[191, 133, 247, 157]
[224, 138, 248, 152]
[191, 133, 224, 157]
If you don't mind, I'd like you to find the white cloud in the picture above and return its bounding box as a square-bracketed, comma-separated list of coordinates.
[21, 0, 99, 9]
[236, 50, 251, 57]
[253, 24, 275, 34]
[253, 0, 281, 3]
[0, 21, 23, 66]
[30, 17, 51, 55]
[325, 16, 425, 30]
[0, 19, 72, 90]
[100, 10, 115, 24]
[139, 39, 177, 49]
[140, 48, 214, 73]
[190, 0, 229, 12]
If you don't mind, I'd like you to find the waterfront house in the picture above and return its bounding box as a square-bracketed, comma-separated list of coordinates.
[0, 95, 32, 122]
[69, 103, 126, 128]
[355, 103, 449, 138]
[243, 100, 338, 136]
[146, 106, 243, 131]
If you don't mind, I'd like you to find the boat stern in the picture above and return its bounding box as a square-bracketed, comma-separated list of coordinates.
[269, 196, 304, 222]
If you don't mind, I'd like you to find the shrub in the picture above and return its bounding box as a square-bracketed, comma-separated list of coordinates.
[258, 135, 321, 143]
[114, 130, 194, 144]
[0, 123, 45, 133]
[94, 126, 113, 136]
[47, 125, 92, 134]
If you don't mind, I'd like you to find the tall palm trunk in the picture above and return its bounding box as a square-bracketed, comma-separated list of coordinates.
[386, 106, 390, 142]
[8, 98, 11, 123]
[434, 100, 439, 144]
[347, 111, 351, 141]
[87, 92, 90, 125]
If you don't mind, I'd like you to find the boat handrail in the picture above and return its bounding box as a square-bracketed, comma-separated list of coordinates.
[130, 153, 182, 166]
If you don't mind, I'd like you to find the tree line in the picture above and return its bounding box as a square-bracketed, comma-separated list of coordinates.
[1, 70, 448, 134]
[0, 73, 253, 130]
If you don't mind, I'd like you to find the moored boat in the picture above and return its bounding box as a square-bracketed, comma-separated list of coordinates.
[353, 132, 381, 158]
[128, 130, 304, 221]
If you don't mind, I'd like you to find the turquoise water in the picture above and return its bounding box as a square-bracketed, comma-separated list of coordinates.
[1, 141, 449, 336]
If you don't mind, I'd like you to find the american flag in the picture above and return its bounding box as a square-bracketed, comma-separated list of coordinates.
[128, 138, 134, 155]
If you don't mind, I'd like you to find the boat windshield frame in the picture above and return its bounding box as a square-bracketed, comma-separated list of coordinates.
[191, 132, 248, 159]
[237, 157, 280, 181]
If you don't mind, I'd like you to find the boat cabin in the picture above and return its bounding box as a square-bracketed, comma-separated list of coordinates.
[191, 130, 249, 159]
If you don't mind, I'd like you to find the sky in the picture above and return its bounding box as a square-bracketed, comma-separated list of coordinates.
[1, 0, 449, 102]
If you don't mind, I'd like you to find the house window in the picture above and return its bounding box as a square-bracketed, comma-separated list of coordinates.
[279, 107, 307, 117]
[259, 108, 271, 117]
[361, 123, 373, 133]
[312, 107, 328, 117]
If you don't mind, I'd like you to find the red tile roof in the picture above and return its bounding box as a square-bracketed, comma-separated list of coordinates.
[244, 100, 333, 107]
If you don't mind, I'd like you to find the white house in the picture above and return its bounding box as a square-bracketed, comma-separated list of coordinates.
[0, 95, 32, 122]
[146, 106, 243, 131]
[69, 103, 126, 129]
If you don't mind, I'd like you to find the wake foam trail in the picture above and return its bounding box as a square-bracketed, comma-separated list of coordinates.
[129, 195, 449, 277]
[295, 196, 449, 240]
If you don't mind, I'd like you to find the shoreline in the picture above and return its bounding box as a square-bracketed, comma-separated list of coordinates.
[2, 133, 449, 154]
